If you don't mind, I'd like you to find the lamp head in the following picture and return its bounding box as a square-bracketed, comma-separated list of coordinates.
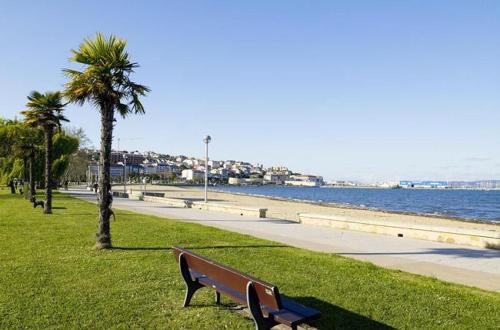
[203, 135, 212, 144]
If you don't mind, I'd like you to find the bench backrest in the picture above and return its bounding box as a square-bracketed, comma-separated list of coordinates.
[173, 246, 282, 310]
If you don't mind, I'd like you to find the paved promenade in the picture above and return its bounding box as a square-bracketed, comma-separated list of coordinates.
[64, 188, 500, 292]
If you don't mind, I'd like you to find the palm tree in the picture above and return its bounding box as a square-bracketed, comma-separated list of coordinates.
[13, 131, 39, 200]
[21, 91, 68, 214]
[64, 33, 149, 249]
[16, 124, 43, 201]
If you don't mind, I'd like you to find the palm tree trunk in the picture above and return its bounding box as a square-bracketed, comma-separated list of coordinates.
[29, 152, 36, 201]
[96, 106, 114, 249]
[22, 157, 29, 199]
[44, 128, 53, 214]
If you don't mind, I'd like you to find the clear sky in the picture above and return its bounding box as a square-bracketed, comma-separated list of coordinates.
[0, 1, 499, 182]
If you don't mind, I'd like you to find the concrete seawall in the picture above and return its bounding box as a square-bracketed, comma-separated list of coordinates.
[191, 202, 267, 218]
[298, 213, 500, 249]
[140, 194, 267, 218]
[142, 195, 192, 208]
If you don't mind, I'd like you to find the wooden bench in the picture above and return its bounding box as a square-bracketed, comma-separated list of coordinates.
[173, 246, 321, 330]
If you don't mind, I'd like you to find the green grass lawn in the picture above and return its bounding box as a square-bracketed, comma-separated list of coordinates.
[0, 190, 499, 329]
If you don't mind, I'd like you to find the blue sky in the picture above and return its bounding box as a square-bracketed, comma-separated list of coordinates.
[0, 1, 499, 182]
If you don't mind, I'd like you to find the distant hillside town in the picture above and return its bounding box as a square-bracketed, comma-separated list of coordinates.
[86, 149, 324, 187]
[83, 149, 500, 189]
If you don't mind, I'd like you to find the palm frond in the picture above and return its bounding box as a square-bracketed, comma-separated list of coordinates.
[63, 32, 149, 116]
[20, 90, 69, 130]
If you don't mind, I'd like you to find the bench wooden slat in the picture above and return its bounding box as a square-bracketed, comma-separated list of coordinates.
[197, 274, 246, 304]
[173, 247, 282, 310]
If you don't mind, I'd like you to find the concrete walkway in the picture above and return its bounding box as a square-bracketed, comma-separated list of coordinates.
[64, 188, 500, 292]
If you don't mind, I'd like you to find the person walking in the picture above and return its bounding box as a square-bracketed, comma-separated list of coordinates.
[8, 179, 15, 194]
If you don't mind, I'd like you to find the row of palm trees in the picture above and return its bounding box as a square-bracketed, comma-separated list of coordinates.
[8, 122, 43, 201]
[21, 33, 149, 249]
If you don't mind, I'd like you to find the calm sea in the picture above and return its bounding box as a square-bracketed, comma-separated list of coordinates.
[211, 186, 500, 223]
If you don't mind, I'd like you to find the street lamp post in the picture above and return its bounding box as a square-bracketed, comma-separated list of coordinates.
[91, 155, 98, 184]
[87, 164, 90, 186]
[123, 154, 128, 194]
[203, 135, 211, 203]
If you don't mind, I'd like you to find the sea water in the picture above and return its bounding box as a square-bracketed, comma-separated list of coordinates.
[211, 186, 500, 222]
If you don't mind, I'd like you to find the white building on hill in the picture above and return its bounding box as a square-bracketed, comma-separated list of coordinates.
[181, 169, 204, 181]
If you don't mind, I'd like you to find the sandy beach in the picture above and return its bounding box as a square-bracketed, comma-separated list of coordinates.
[116, 184, 500, 233]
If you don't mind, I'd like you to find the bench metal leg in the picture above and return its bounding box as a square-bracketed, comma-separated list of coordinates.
[183, 284, 202, 307]
[246, 282, 275, 330]
[215, 291, 221, 305]
[179, 253, 203, 307]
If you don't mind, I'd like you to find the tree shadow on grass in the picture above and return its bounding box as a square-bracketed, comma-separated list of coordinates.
[291, 296, 394, 329]
[112, 246, 172, 251]
[111, 244, 289, 252]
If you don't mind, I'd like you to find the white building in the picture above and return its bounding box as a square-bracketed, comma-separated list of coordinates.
[284, 175, 324, 187]
[181, 169, 204, 181]
[270, 166, 289, 172]
[263, 173, 290, 184]
[183, 159, 195, 167]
